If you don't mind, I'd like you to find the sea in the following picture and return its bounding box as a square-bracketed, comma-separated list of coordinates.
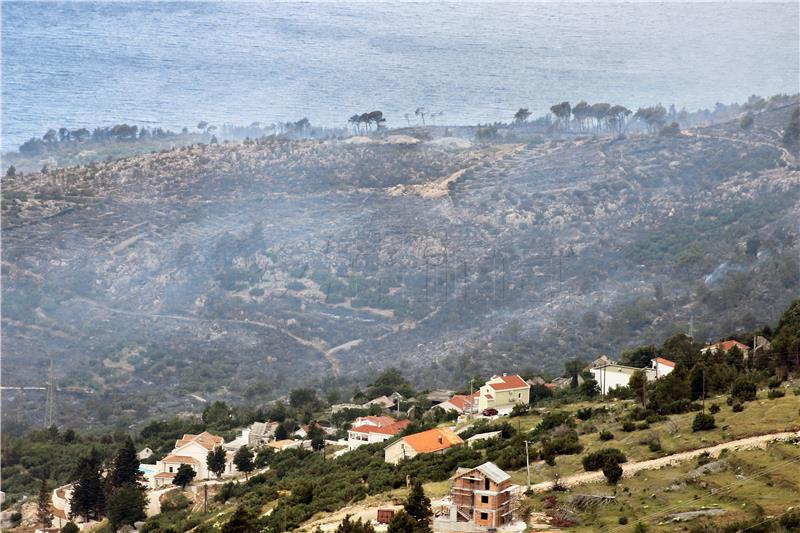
[2, 1, 798, 152]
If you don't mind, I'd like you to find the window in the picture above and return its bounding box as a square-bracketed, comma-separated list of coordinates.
[484, 478, 490, 490]
[481, 495, 489, 504]
[480, 512, 488, 520]
[168, 466, 173, 473]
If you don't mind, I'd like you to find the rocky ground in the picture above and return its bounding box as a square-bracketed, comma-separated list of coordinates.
[2, 99, 799, 431]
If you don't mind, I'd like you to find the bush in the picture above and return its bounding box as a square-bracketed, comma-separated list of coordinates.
[636, 422, 650, 431]
[61, 524, 79, 533]
[576, 407, 593, 421]
[709, 403, 720, 414]
[731, 377, 757, 402]
[582, 448, 627, 471]
[599, 430, 614, 441]
[692, 413, 716, 432]
[732, 402, 744, 413]
[768, 389, 785, 399]
[622, 421, 636, 432]
[648, 441, 662, 452]
[510, 403, 530, 417]
[696, 452, 712, 466]
[603, 461, 623, 484]
[618, 516, 629, 525]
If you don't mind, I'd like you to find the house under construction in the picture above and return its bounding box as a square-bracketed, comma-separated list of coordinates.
[434, 461, 519, 532]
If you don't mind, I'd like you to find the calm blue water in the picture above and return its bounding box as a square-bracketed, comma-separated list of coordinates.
[2, 1, 798, 151]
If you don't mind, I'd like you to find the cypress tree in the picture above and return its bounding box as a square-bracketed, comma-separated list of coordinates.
[110, 437, 140, 489]
[107, 484, 147, 531]
[403, 480, 432, 532]
[70, 448, 106, 521]
[36, 479, 52, 529]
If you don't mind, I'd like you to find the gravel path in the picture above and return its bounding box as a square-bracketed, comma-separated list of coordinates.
[529, 430, 799, 492]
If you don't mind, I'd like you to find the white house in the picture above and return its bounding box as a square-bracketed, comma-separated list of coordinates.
[150, 431, 235, 488]
[347, 418, 410, 450]
[590, 357, 675, 395]
[652, 357, 675, 378]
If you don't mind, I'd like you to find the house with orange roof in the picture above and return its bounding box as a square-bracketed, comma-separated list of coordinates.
[437, 392, 479, 414]
[701, 339, 750, 360]
[477, 374, 530, 412]
[384, 427, 463, 464]
[150, 430, 235, 487]
[347, 418, 410, 450]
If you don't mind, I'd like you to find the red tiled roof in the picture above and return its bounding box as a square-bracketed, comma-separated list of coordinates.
[359, 415, 396, 427]
[154, 472, 176, 478]
[352, 419, 410, 436]
[162, 454, 200, 464]
[401, 428, 463, 453]
[176, 431, 224, 450]
[447, 391, 480, 411]
[487, 374, 530, 391]
[654, 357, 675, 368]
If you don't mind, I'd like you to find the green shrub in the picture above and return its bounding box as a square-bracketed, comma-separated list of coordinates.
[510, 403, 529, 418]
[768, 389, 785, 399]
[599, 430, 614, 441]
[61, 524, 80, 533]
[622, 421, 636, 432]
[648, 441, 662, 452]
[576, 407, 593, 421]
[696, 452, 712, 466]
[618, 516, 629, 525]
[582, 448, 627, 471]
[732, 402, 744, 412]
[636, 422, 650, 430]
[731, 377, 757, 402]
[603, 461, 623, 484]
[692, 413, 716, 432]
[709, 403, 720, 414]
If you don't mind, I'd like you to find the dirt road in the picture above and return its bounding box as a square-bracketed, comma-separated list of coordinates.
[529, 429, 800, 492]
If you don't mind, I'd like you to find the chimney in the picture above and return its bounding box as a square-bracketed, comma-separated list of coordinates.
[437, 436, 443, 445]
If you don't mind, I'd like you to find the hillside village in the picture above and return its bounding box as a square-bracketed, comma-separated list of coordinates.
[3, 298, 800, 533]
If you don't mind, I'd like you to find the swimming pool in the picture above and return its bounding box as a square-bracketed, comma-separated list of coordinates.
[139, 465, 156, 474]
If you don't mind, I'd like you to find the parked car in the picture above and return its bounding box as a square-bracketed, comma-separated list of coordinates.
[482, 408, 498, 416]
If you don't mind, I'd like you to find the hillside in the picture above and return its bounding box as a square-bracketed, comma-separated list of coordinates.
[2, 100, 799, 431]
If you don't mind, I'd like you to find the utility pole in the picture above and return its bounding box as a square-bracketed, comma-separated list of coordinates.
[702, 367, 706, 412]
[524, 441, 531, 488]
[203, 484, 208, 513]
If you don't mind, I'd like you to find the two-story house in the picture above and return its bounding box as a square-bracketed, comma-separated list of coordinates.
[477, 374, 530, 412]
[435, 462, 517, 530]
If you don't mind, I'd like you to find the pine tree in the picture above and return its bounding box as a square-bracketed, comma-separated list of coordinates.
[207, 445, 227, 479]
[107, 484, 147, 531]
[222, 505, 256, 533]
[70, 448, 106, 521]
[110, 437, 140, 489]
[173, 464, 196, 489]
[387, 509, 417, 533]
[233, 445, 254, 479]
[36, 479, 52, 529]
[403, 480, 432, 532]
